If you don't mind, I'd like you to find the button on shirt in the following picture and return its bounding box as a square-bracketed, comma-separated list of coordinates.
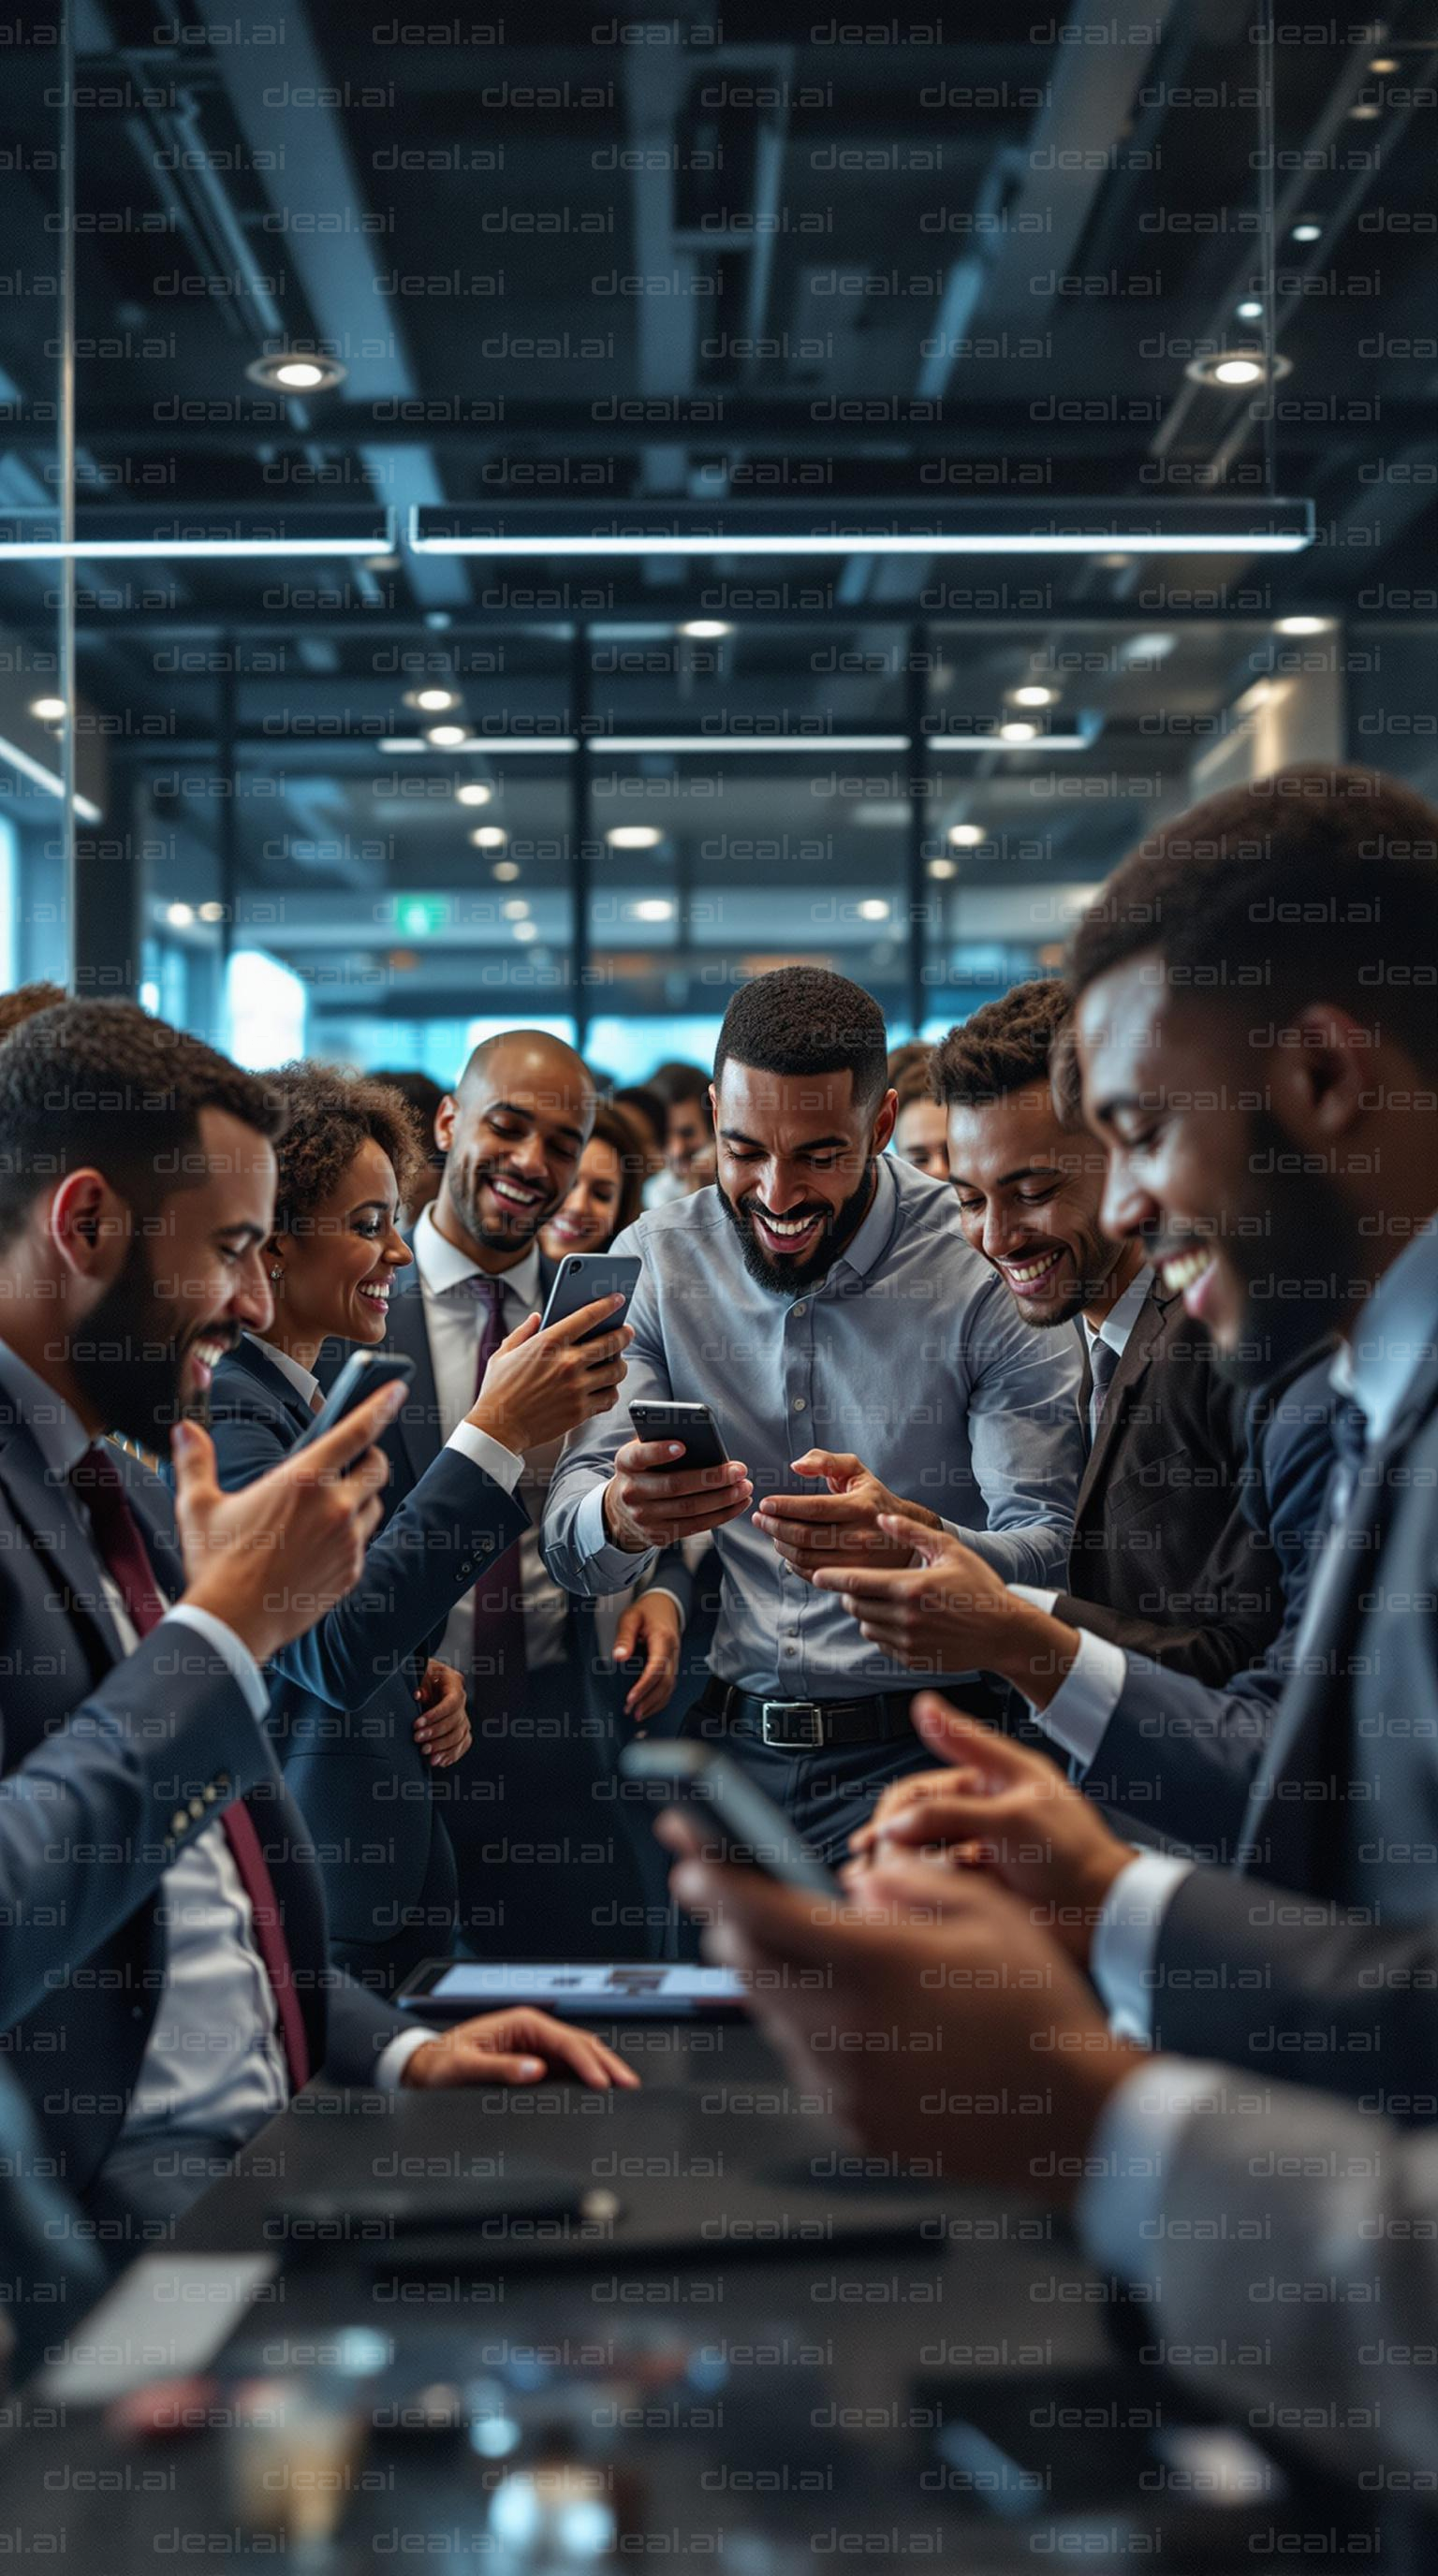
[542, 1157, 1085, 1700]
[1090, 1214, 1438, 2045]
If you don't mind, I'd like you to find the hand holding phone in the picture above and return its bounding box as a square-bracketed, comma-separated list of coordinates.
[294, 1350, 415, 1457]
[620, 1740, 837, 1895]
[468, 1287, 634, 1455]
[603, 1400, 753, 1554]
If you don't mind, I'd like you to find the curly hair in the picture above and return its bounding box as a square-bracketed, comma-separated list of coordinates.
[0, 1000, 284, 1254]
[267, 1062, 426, 1236]
[929, 978, 1074, 1116]
[714, 966, 888, 1111]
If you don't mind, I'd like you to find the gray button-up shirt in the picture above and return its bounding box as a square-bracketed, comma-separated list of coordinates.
[542, 1155, 1084, 1699]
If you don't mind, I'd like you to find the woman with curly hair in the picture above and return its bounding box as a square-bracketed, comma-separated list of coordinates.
[206, 1063, 634, 1991]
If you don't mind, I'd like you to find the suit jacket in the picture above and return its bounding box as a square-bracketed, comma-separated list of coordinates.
[209, 1338, 528, 1984]
[1083, 1351, 1340, 1857]
[1150, 1339, 1438, 2110]
[1053, 1274, 1284, 1682]
[0, 1388, 412, 2196]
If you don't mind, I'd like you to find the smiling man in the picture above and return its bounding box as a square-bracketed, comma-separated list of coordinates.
[932, 975, 1289, 1686]
[543, 967, 1083, 1858]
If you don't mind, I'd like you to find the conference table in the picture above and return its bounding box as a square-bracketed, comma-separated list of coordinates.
[0, 2012, 1401, 2571]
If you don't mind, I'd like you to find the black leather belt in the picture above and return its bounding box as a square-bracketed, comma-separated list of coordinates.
[696, 1677, 919, 1751]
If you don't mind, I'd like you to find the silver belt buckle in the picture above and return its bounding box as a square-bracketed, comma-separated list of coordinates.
[760, 1700, 825, 1750]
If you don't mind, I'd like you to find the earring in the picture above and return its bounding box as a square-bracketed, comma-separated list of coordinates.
[270, 1266, 283, 1282]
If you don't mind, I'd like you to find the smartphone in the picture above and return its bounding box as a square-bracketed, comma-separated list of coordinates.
[293, 1349, 414, 1456]
[620, 1739, 838, 1894]
[628, 1398, 729, 1471]
[539, 1252, 642, 1345]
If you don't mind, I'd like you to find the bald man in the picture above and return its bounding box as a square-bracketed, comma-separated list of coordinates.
[360, 1032, 681, 1959]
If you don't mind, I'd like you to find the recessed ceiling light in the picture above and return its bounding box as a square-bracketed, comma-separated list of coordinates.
[631, 899, 675, 922]
[858, 899, 889, 921]
[503, 899, 530, 920]
[999, 719, 1039, 743]
[679, 621, 732, 639]
[928, 856, 958, 880]
[1184, 348, 1292, 389]
[1291, 222, 1321, 243]
[1009, 684, 1056, 708]
[29, 695, 66, 721]
[1236, 299, 1264, 321]
[1349, 100, 1381, 118]
[198, 900, 226, 923]
[1119, 631, 1178, 665]
[606, 825, 663, 849]
[366, 552, 401, 572]
[492, 859, 521, 882]
[425, 724, 467, 747]
[947, 824, 985, 847]
[166, 901, 195, 927]
[1099, 553, 1132, 571]
[1275, 614, 1331, 636]
[456, 782, 492, 807]
[408, 687, 458, 713]
[470, 826, 508, 848]
[245, 350, 347, 394]
[1370, 55, 1398, 72]
[512, 920, 537, 943]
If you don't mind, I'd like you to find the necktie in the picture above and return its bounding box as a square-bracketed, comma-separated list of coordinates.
[71, 1443, 311, 2093]
[466, 1276, 528, 1706]
[1087, 1333, 1122, 1449]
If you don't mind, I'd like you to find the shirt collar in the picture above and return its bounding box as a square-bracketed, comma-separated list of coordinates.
[413, 1200, 543, 1310]
[826, 1154, 900, 1286]
[244, 1334, 320, 1412]
[1084, 1265, 1152, 1361]
[0, 1338, 94, 1479]
[1332, 1215, 1438, 1449]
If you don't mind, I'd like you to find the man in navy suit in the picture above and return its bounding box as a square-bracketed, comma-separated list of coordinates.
[0, 1003, 634, 2235]
[372, 1029, 685, 1957]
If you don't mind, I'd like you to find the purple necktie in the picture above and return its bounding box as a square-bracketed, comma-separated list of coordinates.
[72, 1444, 311, 2092]
[467, 1277, 527, 1707]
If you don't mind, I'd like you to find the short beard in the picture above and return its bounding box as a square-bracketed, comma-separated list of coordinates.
[444, 1157, 554, 1255]
[68, 1235, 221, 1452]
[718, 1159, 876, 1298]
[1198, 1113, 1359, 1394]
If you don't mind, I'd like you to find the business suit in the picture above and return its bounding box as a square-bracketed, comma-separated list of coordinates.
[1120, 1328, 1438, 2112]
[0, 1371, 416, 2208]
[209, 1337, 529, 1989]
[357, 1244, 680, 1958]
[1053, 1274, 1285, 1681]
[1078, 1351, 1340, 1856]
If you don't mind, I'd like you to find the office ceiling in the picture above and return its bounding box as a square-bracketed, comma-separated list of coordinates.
[1, 1, 1434, 1038]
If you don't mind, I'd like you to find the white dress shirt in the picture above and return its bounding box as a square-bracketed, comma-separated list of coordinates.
[1007, 1267, 1152, 1765]
[1089, 1212, 1438, 2044]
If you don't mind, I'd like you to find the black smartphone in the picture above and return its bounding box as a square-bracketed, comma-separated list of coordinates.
[539, 1252, 642, 1344]
[628, 1398, 729, 1471]
[620, 1739, 838, 1895]
[293, 1349, 414, 1456]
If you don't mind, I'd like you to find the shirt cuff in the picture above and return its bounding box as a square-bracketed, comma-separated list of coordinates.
[1010, 1585, 1058, 1614]
[1076, 2058, 1236, 2291]
[373, 2026, 436, 2090]
[1021, 1622, 1126, 1769]
[1090, 1850, 1196, 2044]
[446, 1421, 524, 1495]
[163, 1607, 270, 1723]
[575, 1480, 656, 1590]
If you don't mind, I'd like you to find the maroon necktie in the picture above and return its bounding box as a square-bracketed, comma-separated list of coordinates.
[72, 1442, 311, 2093]
[467, 1276, 527, 1706]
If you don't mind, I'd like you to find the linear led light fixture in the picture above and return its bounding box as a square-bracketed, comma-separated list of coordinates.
[0, 732, 102, 821]
[0, 509, 393, 561]
[595, 733, 911, 754]
[410, 500, 1314, 559]
[378, 735, 580, 754]
[925, 731, 1093, 753]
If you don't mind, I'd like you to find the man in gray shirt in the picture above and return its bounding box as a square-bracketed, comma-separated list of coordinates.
[543, 968, 1083, 1859]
